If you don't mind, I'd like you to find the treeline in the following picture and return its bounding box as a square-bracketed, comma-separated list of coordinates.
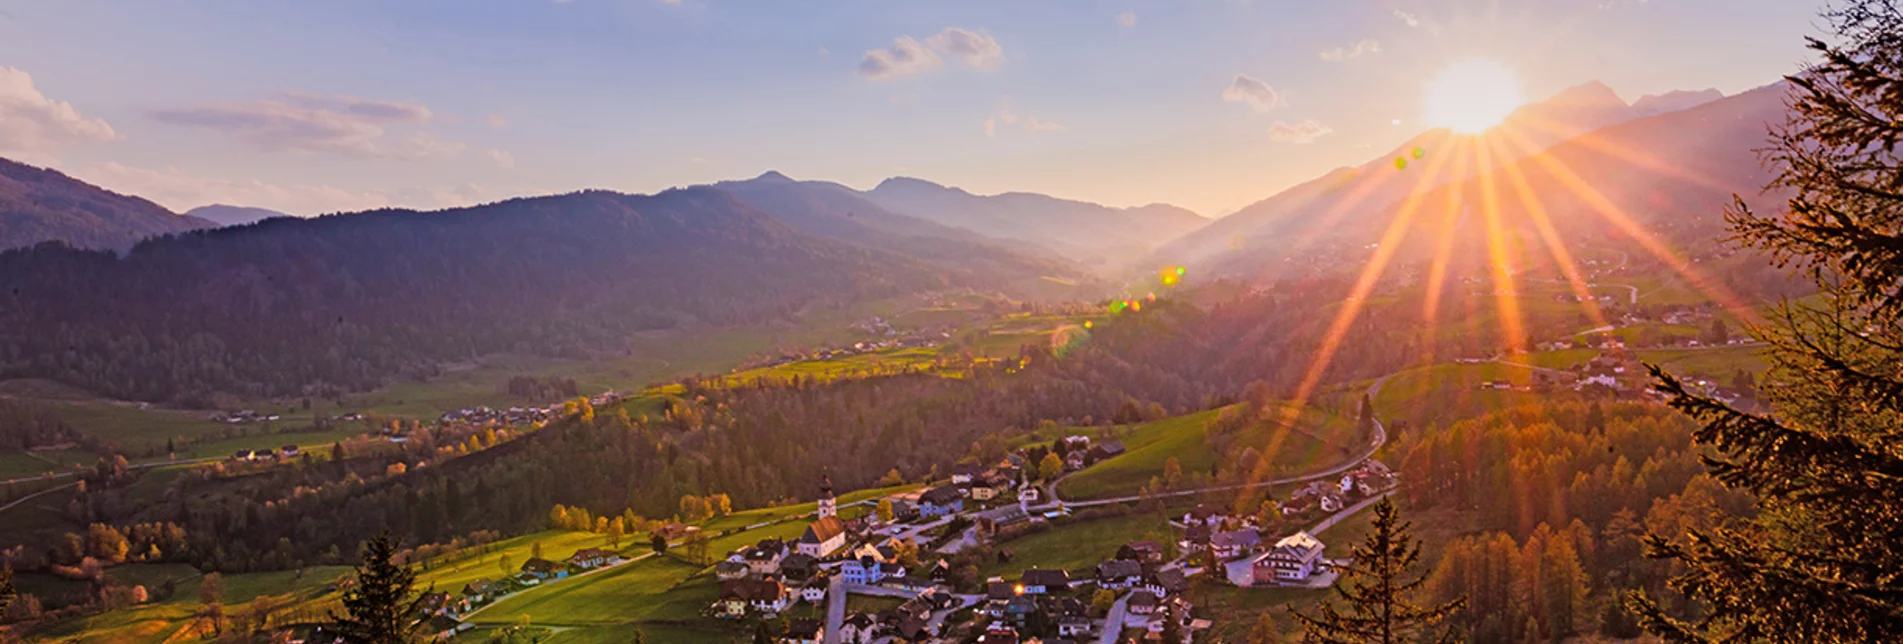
[1399, 401, 1756, 642]
[17, 287, 1436, 573]
[0, 400, 88, 452]
[0, 187, 955, 403]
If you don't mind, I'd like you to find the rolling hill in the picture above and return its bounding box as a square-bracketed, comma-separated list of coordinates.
[865, 176, 1207, 268]
[0, 157, 212, 251]
[0, 186, 969, 402]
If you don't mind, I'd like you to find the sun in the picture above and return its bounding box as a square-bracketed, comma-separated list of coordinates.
[1423, 59, 1526, 134]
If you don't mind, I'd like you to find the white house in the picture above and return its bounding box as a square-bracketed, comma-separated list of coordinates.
[796, 516, 848, 558]
[1257, 532, 1326, 584]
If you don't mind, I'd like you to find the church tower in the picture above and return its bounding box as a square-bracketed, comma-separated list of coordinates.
[817, 474, 837, 520]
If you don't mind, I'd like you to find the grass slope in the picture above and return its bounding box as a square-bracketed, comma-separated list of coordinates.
[1057, 404, 1355, 501]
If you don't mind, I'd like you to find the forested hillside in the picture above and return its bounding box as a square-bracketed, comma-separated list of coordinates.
[0, 187, 958, 404]
[0, 158, 211, 251]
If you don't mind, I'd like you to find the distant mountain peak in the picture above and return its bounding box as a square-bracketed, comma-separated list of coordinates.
[752, 170, 796, 183]
[1632, 88, 1726, 116]
[1542, 80, 1627, 108]
[186, 204, 293, 228]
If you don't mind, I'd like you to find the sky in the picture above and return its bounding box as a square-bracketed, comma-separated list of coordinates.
[0, 0, 1820, 217]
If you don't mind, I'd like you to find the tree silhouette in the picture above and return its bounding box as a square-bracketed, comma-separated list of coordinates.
[1631, 1, 1903, 640]
[0, 564, 13, 617]
[329, 530, 426, 644]
[1292, 498, 1462, 643]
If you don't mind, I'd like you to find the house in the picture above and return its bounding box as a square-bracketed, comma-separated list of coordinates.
[977, 623, 1020, 644]
[841, 613, 879, 643]
[1128, 590, 1160, 616]
[1178, 525, 1212, 555]
[715, 560, 751, 581]
[1017, 484, 1039, 508]
[1019, 568, 1070, 594]
[796, 515, 848, 558]
[744, 542, 786, 575]
[419, 591, 454, 616]
[281, 445, 300, 458]
[1182, 504, 1228, 528]
[919, 486, 965, 518]
[718, 578, 789, 617]
[520, 558, 566, 579]
[1257, 531, 1326, 584]
[1210, 528, 1261, 560]
[1124, 541, 1165, 565]
[781, 553, 819, 580]
[889, 498, 921, 521]
[1141, 568, 1188, 598]
[652, 522, 698, 542]
[1064, 450, 1088, 471]
[782, 619, 823, 644]
[1097, 559, 1143, 590]
[1059, 615, 1093, 637]
[988, 581, 1019, 608]
[424, 615, 471, 641]
[1319, 494, 1344, 513]
[841, 556, 887, 585]
[970, 472, 1010, 501]
[952, 463, 986, 485]
[978, 504, 1032, 531]
[1087, 440, 1126, 463]
[568, 548, 613, 569]
[801, 579, 827, 604]
[460, 579, 495, 602]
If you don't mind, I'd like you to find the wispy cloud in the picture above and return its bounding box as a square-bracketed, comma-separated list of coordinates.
[1318, 38, 1381, 61]
[149, 92, 466, 160]
[859, 27, 1003, 80]
[925, 28, 1005, 70]
[1393, 9, 1420, 27]
[486, 149, 515, 169]
[0, 66, 118, 159]
[1222, 74, 1280, 112]
[1116, 11, 1137, 28]
[1267, 120, 1332, 143]
[858, 36, 944, 80]
[982, 98, 1065, 138]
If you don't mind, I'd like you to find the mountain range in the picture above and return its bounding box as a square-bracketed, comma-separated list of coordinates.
[863, 177, 1207, 268]
[185, 204, 294, 228]
[1158, 80, 1737, 279]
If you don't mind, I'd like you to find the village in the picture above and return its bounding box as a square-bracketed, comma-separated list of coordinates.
[364, 428, 1399, 644]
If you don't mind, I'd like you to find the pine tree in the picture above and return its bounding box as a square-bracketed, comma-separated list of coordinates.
[1292, 498, 1463, 643]
[329, 531, 426, 644]
[1630, 1, 1903, 641]
[0, 564, 13, 617]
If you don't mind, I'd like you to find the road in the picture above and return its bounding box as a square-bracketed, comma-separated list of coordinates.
[2, 454, 222, 486]
[824, 574, 847, 644]
[0, 480, 76, 514]
[1098, 592, 1130, 644]
[1223, 489, 1396, 587]
[460, 551, 658, 622]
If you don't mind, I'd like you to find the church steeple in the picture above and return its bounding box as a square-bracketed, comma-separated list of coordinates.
[817, 470, 837, 520]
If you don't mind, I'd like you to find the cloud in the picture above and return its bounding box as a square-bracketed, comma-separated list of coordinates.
[149, 92, 465, 160]
[859, 27, 1003, 80]
[983, 98, 1065, 138]
[1116, 11, 1137, 27]
[1222, 74, 1279, 112]
[1393, 9, 1420, 27]
[485, 113, 508, 128]
[0, 66, 118, 157]
[925, 28, 1004, 70]
[1266, 120, 1332, 144]
[1318, 38, 1381, 61]
[858, 36, 943, 80]
[486, 148, 515, 169]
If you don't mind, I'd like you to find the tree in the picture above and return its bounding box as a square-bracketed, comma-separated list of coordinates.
[1163, 457, 1183, 489]
[200, 572, 225, 605]
[531, 540, 543, 561]
[498, 554, 513, 578]
[1292, 498, 1462, 643]
[1707, 317, 1729, 345]
[606, 518, 624, 550]
[1091, 588, 1117, 616]
[1159, 599, 1185, 644]
[1039, 452, 1064, 480]
[329, 531, 426, 644]
[0, 565, 13, 617]
[1247, 611, 1287, 644]
[1630, 2, 1903, 641]
[650, 533, 668, 555]
[877, 499, 895, 522]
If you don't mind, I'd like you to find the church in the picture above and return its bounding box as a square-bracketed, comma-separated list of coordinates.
[796, 478, 848, 558]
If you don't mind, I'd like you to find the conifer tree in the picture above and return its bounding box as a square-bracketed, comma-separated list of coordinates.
[1632, 1, 1903, 640]
[1292, 498, 1463, 643]
[329, 531, 425, 644]
[0, 564, 13, 617]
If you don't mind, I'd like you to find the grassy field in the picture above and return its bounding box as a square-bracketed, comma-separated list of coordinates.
[27, 562, 354, 644]
[1057, 404, 1357, 501]
[1639, 345, 1769, 381]
[470, 555, 712, 627]
[1372, 362, 1547, 430]
[981, 512, 1177, 580]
